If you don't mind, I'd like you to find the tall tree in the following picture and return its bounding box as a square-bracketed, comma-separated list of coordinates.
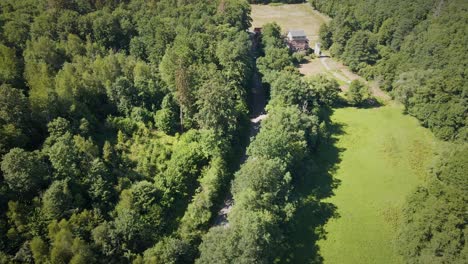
[1, 148, 47, 196]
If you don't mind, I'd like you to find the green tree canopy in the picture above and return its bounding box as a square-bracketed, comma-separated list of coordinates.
[1, 148, 47, 195]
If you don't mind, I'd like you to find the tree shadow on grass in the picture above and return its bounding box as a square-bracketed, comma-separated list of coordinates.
[334, 96, 383, 110]
[282, 121, 346, 263]
[358, 97, 383, 109]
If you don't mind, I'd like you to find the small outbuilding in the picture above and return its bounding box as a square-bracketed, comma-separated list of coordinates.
[286, 30, 309, 52]
[314, 42, 321, 56]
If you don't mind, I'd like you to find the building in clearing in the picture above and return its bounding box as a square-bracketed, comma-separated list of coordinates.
[286, 30, 309, 52]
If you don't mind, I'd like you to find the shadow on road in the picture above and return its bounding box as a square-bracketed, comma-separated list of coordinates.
[282, 120, 346, 263]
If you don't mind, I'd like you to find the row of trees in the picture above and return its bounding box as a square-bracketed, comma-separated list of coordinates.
[196, 22, 340, 263]
[312, 0, 467, 141]
[0, 0, 255, 262]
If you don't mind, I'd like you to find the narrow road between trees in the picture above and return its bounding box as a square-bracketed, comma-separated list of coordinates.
[214, 43, 267, 227]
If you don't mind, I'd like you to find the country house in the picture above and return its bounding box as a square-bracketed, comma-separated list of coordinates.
[286, 30, 309, 52]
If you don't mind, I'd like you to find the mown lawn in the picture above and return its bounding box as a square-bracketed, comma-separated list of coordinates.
[316, 104, 437, 263]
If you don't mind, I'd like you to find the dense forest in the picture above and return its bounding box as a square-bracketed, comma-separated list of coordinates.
[0, 0, 467, 263]
[311, 0, 467, 262]
[0, 0, 255, 262]
[197, 22, 340, 263]
[312, 0, 467, 142]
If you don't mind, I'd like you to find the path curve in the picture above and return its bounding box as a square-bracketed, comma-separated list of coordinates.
[318, 56, 390, 101]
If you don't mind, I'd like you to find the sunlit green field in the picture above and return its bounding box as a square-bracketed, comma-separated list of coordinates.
[317, 104, 437, 263]
[251, 3, 329, 43]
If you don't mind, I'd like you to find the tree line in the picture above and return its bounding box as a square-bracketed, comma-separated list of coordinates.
[0, 0, 255, 263]
[311, 0, 467, 142]
[398, 144, 467, 263]
[196, 22, 340, 263]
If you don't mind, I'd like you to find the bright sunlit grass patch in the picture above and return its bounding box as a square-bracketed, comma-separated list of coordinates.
[251, 3, 330, 43]
[316, 104, 438, 263]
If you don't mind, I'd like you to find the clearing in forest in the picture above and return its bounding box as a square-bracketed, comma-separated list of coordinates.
[252, 3, 438, 263]
[251, 3, 329, 43]
[314, 105, 437, 263]
[251, 3, 387, 99]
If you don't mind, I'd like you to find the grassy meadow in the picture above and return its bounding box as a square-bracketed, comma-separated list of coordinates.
[286, 103, 437, 263]
[314, 104, 437, 263]
[251, 3, 330, 43]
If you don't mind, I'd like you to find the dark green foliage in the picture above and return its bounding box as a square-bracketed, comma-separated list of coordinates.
[0, 85, 29, 127]
[0, 85, 30, 155]
[305, 75, 340, 107]
[1, 148, 47, 195]
[393, 69, 467, 141]
[155, 107, 177, 135]
[195, 71, 240, 136]
[0, 0, 253, 261]
[346, 80, 370, 106]
[143, 236, 193, 264]
[342, 30, 379, 72]
[178, 158, 228, 242]
[267, 71, 340, 110]
[217, 0, 252, 31]
[267, 70, 308, 106]
[157, 131, 210, 205]
[398, 145, 468, 263]
[0, 44, 20, 84]
[197, 22, 326, 263]
[310, 0, 468, 141]
[318, 23, 332, 49]
[247, 107, 310, 167]
[42, 180, 74, 219]
[257, 47, 293, 73]
[87, 159, 114, 212]
[260, 22, 284, 49]
[232, 157, 291, 215]
[107, 77, 137, 115]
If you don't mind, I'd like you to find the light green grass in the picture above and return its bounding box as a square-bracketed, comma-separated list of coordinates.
[317, 104, 437, 263]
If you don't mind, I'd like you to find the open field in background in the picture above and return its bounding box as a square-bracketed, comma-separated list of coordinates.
[251, 3, 330, 43]
[251, 3, 389, 99]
